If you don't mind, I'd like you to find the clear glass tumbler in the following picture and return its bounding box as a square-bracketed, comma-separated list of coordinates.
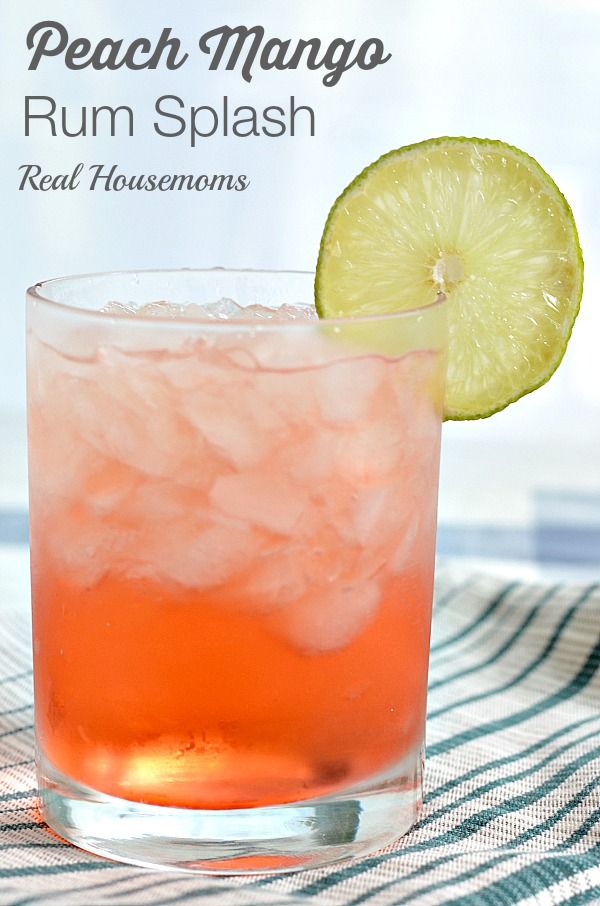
[27, 269, 447, 873]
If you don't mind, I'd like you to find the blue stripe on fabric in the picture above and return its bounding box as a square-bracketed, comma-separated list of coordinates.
[0, 759, 34, 770]
[427, 712, 600, 805]
[430, 582, 517, 653]
[0, 511, 29, 545]
[431, 636, 590, 728]
[0, 860, 116, 879]
[0, 789, 36, 803]
[366, 849, 600, 906]
[536, 525, 600, 564]
[428, 586, 578, 719]
[557, 885, 600, 906]
[417, 742, 600, 850]
[428, 585, 557, 693]
[0, 724, 33, 741]
[325, 827, 600, 906]
[348, 853, 513, 906]
[504, 775, 600, 849]
[433, 578, 474, 612]
[421, 722, 600, 833]
[153, 886, 258, 905]
[436, 525, 534, 560]
[430, 602, 522, 670]
[6, 873, 172, 906]
[428, 585, 600, 757]
[0, 843, 64, 851]
[559, 803, 600, 850]
[439, 849, 600, 906]
[0, 671, 32, 685]
[0, 705, 32, 718]
[438, 522, 600, 565]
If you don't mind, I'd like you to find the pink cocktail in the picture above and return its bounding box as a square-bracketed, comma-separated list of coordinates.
[27, 269, 446, 872]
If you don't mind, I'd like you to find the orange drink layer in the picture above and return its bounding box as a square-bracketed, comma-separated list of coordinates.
[28, 302, 443, 811]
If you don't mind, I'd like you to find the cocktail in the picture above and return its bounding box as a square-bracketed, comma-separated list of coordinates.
[27, 269, 446, 871]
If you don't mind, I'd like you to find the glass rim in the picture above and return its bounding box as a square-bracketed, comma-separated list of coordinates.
[26, 266, 447, 328]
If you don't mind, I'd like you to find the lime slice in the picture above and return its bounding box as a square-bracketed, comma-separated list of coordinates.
[315, 137, 583, 419]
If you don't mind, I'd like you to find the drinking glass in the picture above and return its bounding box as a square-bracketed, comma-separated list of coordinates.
[27, 269, 446, 873]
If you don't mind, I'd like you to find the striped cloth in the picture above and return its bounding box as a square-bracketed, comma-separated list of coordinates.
[1, 568, 600, 905]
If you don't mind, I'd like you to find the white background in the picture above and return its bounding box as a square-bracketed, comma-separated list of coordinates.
[1, 0, 599, 531]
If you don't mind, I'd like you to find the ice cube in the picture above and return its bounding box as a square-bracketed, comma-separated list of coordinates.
[29, 406, 96, 501]
[193, 298, 246, 319]
[389, 517, 422, 574]
[241, 303, 316, 321]
[44, 502, 122, 587]
[127, 480, 198, 523]
[281, 303, 316, 320]
[390, 352, 444, 440]
[248, 328, 335, 372]
[318, 357, 386, 425]
[353, 485, 390, 544]
[152, 520, 262, 589]
[100, 298, 316, 321]
[243, 547, 308, 611]
[336, 421, 405, 483]
[352, 481, 413, 545]
[158, 352, 206, 391]
[137, 301, 186, 318]
[181, 388, 270, 469]
[101, 301, 137, 316]
[159, 344, 237, 392]
[83, 461, 139, 518]
[69, 345, 201, 480]
[210, 473, 306, 534]
[100, 300, 186, 318]
[390, 493, 438, 574]
[286, 430, 339, 484]
[196, 300, 315, 321]
[71, 375, 188, 480]
[254, 368, 320, 426]
[276, 580, 380, 653]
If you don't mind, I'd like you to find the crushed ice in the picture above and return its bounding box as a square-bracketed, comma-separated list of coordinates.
[101, 299, 316, 321]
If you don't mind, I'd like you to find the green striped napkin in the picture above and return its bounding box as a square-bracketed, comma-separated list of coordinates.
[1, 571, 599, 905]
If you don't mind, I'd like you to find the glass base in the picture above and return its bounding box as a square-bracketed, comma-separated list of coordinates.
[38, 749, 423, 875]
